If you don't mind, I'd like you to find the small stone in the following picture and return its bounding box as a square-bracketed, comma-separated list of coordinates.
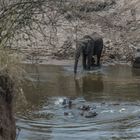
[85, 111, 98, 118]
[64, 112, 69, 116]
[79, 105, 90, 111]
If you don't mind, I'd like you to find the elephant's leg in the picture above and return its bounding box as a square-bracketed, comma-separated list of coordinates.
[74, 46, 82, 74]
[96, 40, 103, 66]
[91, 56, 95, 67]
[97, 52, 101, 66]
[82, 54, 87, 70]
[87, 53, 92, 70]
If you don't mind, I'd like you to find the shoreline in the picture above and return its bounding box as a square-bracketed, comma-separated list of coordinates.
[21, 58, 132, 67]
[22, 58, 74, 66]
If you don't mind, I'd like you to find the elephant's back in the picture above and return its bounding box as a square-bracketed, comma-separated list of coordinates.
[77, 35, 91, 48]
[77, 32, 103, 48]
[91, 33, 103, 49]
[90, 32, 102, 42]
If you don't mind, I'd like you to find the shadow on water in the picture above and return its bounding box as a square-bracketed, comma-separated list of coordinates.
[15, 64, 140, 140]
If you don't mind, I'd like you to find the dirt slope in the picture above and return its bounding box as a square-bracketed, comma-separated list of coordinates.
[67, 0, 140, 62]
[13, 0, 140, 63]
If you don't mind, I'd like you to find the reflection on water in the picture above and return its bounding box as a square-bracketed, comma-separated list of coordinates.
[75, 74, 104, 101]
[16, 64, 140, 140]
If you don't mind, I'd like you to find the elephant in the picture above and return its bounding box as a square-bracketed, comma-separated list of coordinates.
[74, 32, 103, 74]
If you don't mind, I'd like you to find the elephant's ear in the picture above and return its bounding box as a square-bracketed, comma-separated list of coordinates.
[87, 39, 93, 53]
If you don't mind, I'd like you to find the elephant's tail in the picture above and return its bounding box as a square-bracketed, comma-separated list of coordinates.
[74, 46, 82, 74]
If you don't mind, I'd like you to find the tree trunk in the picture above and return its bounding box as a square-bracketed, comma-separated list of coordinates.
[0, 74, 16, 140]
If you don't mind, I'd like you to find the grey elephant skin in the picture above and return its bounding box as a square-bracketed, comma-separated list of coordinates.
[74, 32, 103, 74]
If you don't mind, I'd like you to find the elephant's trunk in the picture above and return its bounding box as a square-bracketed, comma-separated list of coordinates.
[74, 46, 81, 74]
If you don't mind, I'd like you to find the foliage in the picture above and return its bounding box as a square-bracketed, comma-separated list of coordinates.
[0, 49, 24, 87]
[0, 0, 63, 48]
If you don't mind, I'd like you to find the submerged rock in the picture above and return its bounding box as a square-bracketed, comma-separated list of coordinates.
[79, 105, 98, 118]
[132, 49, 140, 68]
[85, 111, 98, 118]
[64, 112, 69, 116]
[79, 105, 91, 111]
[78, 105, 96, 111]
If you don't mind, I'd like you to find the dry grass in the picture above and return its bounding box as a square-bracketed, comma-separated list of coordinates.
[0, 49, 25, 91]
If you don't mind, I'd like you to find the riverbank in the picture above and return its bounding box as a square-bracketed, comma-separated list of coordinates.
[12, 0, 140, 65]
[21, 56, 132, 68]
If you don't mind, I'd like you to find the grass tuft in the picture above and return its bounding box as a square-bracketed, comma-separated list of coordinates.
[0, 49, 25, 93]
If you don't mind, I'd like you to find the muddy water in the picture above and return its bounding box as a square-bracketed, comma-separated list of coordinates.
[16, 64, 140, 140]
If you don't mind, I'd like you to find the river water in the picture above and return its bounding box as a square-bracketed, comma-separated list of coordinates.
[15, 64, 140, 140]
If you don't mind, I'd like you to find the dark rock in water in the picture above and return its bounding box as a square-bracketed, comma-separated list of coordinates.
[79, 105, 96, 111]
[64, 112, 69, 116]
[79, 105, 91, 111]
[64, 111, 73, 116]
[79, 104, 97, 118]
[85, 111, 98, 118]
[132, 49, 140, 68]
